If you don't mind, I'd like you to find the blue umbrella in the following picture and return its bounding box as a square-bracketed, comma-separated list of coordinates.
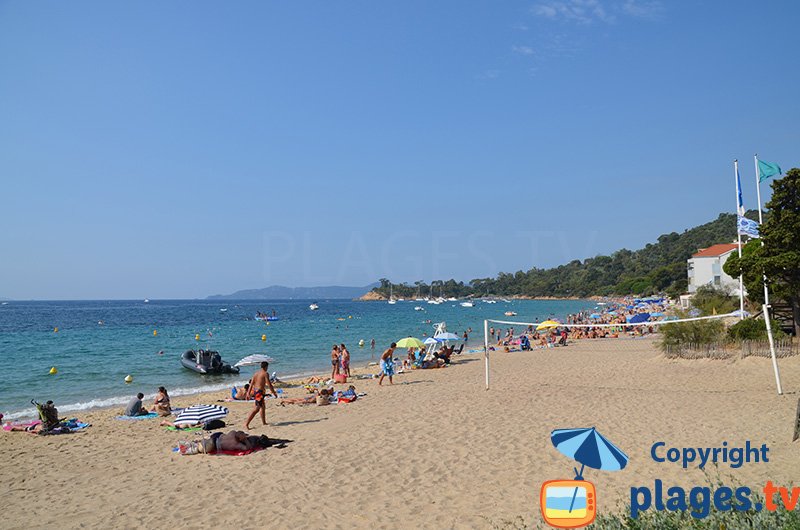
[589, 313, 601, 319]
[551, 427, 629, 512]
[628, 313, 650, 324]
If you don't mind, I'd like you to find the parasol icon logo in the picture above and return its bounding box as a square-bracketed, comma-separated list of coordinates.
[541, 427, 629, 528]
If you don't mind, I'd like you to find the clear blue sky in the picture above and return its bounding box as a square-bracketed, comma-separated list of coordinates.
[1, 1, 798, 299]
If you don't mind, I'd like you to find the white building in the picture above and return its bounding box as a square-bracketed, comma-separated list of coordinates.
[687, 243, 743, 294]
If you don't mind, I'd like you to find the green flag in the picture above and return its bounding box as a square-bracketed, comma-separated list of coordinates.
[758, 159, 782, 182]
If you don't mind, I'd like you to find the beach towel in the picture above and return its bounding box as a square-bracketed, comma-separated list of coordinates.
[63, 419, 91, 432]
[165, 426, 202, 432]
[116, 412, 159, 421]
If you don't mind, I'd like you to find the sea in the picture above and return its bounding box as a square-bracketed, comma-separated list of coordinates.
[0, 298, 593, 420]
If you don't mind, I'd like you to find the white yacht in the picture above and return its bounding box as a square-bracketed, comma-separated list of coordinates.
[309, 303, 319, 310]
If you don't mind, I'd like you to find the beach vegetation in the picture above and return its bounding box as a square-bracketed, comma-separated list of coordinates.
[374, 211, 756, 299]
[588, 475, 800, 529]
[727, 317, 786, 341]
[658, 312, 725, 351]
[724, 168, 800, 336]
[689, 285, 738, 316]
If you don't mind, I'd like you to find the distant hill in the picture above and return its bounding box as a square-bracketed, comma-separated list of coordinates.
[207, 283, 380, 300]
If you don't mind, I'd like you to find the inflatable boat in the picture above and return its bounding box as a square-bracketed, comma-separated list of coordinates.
[181, 349, 240, 375]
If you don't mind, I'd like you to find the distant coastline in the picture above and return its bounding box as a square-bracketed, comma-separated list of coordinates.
[208, 282, 379, 300]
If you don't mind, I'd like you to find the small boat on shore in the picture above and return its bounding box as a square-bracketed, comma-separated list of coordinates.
[181, 349, 239, 375]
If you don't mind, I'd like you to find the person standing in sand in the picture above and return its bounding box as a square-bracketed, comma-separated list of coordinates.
[244, 361, 278, 430]
[378, 343, 396, 386]
[330, 344, 340, 380]
[340, 343, 351, 377]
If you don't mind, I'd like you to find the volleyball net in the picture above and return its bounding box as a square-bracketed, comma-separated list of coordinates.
[479, 312, 784, 394]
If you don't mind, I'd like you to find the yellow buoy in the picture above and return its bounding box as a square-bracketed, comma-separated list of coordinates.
[124, 375, 133, 383]
[153, 330, 158, 336]
[348, 315, 352, 319]
[49, 366, 57, 375]
[195, 334, 200, 340]
[54, 327, 59, 333]
[261, 334, 267, 341]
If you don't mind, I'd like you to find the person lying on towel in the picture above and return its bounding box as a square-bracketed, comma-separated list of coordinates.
[179, 430, 283, 455]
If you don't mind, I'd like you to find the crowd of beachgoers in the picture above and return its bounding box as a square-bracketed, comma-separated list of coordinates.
[487, 296, 671, 350]
[2, 328, 481, 454]
[2, 298, 669, 452]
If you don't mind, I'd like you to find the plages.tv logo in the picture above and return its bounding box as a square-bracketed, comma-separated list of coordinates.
[540, 427, 629, 528]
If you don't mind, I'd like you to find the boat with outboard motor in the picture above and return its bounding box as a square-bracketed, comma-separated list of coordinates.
[181, 349, 240, 375]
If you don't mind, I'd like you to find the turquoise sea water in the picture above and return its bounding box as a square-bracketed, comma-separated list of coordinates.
[0, 298, 592, 419]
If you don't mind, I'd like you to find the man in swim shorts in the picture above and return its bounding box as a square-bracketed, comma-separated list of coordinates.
[378, 343, 397, 386]
[244, 361, 278, 430]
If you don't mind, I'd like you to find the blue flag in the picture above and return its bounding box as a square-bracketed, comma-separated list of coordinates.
[758, 159, 782, 182]
[736, 167, 745, 216]
[737, 215, 760, 238]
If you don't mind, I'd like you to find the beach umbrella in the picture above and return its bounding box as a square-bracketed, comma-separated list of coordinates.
[627, 313, 651, 324]
[551, 427, 629, 475]
[234, 354, 276, 367]
[423, 337, 439, 345]
[173, 404, 228, 425]
[551, 427, 629, 513]
[589, 313, 601, 319]
[395, 337, 425, 349]
[536, 320, 560, 331]
[434, 332, 460, 341]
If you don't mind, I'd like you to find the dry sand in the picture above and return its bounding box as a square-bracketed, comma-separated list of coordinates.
[3, 337, 800, 529]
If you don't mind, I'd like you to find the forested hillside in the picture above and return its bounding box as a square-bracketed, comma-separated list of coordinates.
[373, 211, 755, 299]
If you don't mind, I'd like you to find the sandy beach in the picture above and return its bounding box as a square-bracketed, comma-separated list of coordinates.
[3, 336, 800, 529]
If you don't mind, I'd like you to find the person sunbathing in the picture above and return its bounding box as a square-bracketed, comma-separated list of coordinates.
[5, 421, 44, 433]
[279, 388, 334, 406]
[159, 419, 202, 429]
[180, 430, 272, 454]
[233, 384, 251, 400]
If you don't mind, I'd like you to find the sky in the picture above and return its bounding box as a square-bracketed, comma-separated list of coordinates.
[1, 1, 798, 300]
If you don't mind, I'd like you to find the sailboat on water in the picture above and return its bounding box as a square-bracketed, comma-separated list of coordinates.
[387, 284, 397, 304]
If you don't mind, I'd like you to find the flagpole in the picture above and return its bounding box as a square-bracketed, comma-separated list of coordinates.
[734, 160, 745, 320]
[753, 154, 783, 395]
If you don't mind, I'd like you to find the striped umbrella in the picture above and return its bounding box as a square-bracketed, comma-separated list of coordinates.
[173, 404, 228, 425]
[551, 427, 628, 476]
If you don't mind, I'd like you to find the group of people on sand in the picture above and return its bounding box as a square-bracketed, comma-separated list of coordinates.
[330, 343, 351, 379]
[124, 386, 172, 417]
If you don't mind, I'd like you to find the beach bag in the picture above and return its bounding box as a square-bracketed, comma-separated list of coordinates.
[202, 419, 226, 431]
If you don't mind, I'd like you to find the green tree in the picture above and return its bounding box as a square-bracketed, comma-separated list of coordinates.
[691, 285, 738, 315]
[725, 168, 800, 336]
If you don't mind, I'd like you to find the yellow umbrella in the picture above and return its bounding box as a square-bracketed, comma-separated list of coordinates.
[536, 320, 560, 331]
[395, 337, 425, 349]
